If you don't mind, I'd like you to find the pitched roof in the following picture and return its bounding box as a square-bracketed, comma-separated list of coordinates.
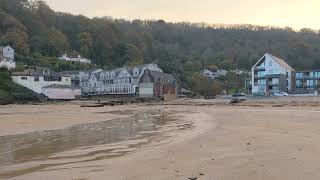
[43, 84, 76, 89]
[12, 67, 66, 77]
[149, 71, 177, 83]
[267, 53, 295, 71]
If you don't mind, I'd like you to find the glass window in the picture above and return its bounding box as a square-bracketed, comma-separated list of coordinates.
[269, 61, 272, 66]
[272, 78, 279, 84]
[296, 72, 303, 78]
[296, 80, 303, 87]
[34, 77, 39, 82]
[307, 80, 315, 86]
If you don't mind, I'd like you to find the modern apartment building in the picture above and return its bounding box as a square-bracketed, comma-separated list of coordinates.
[251, 53, 295, 94]
[295, 70, 320, 93]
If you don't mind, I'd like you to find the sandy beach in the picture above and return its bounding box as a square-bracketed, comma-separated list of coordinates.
[1, 98, 320, 180]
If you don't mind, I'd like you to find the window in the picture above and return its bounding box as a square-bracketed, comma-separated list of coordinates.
[34, 77, 39, 82]
[272, 78, 279, 85]
[296, 80, 303, 88]
[21, 77, 27, 80]
[269, 61, 272, 66]
[296, 72, 303, 79]
[258, 71, 265, 78]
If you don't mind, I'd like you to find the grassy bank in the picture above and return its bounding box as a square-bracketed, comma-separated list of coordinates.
[0, 68, 39, 105]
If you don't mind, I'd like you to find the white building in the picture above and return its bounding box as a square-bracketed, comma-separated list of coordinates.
[200, 69, 228, 79]
[58, 54, 91, 64]
[11, 67, 80, 100]
[251, 53, 295, 94]
[67, 64, 163, 95]
[0, 45, 16, 70]
[42, 85, 81, 100]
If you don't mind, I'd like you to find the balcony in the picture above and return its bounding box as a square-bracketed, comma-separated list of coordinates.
[304, 75, 320, 79]
[254, 75, 266, 79]
[254, 66, 266, 71]
[268, 82, 279, 86]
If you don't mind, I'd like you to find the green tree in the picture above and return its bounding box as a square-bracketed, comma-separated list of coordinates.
[78, 32, 93, 58]
[45, 27, 69, 56]
[190, 75, 223, 97]
[5, 28, 30, 54]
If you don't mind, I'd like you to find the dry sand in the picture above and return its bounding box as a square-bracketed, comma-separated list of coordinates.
[1, 98, 320, 180]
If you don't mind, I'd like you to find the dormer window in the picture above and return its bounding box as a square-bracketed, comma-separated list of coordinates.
[134, 68, 139, 76]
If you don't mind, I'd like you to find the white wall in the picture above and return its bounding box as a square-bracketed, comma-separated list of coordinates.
[0, 60, 16, 70]
[12, 76, 71, 94]
[139, 83, 154, 97]
[42, 88, 81, 100]
[2, 46, 14, 59]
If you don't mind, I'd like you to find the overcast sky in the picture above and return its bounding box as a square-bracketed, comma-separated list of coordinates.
[45, 0, 320, 30]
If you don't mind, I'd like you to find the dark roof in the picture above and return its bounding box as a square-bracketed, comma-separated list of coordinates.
[12, 68, 67, 77]
[296, 70, 320, 73]
[60, 71, 81, 75]
[148, 71, 177, 83]
[43, 84, 78, 89]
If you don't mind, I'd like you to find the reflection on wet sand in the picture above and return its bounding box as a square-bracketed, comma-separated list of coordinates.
[0, 109, 187, 179]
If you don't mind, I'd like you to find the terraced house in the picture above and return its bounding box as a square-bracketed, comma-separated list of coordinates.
[79, 64, 164, 95]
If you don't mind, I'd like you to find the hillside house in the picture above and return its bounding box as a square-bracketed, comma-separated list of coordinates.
[200, 69, 228, 79]
[251, 53, 295, 94]
[0, 45, 16, 69]
[58, 54, 92, 64]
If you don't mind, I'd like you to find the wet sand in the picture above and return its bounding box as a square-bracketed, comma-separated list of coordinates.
[1, 99, 320, 180]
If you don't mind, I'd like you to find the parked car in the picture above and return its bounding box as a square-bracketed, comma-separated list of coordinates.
[253, 92, 265, 97]
[274, 92, 290, 96]
[232, 93, 246, 97]
[232, 93, 247, 100]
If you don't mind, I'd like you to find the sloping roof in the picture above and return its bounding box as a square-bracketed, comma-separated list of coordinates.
[268, 54, 295, 71]
[12, 67, 66, 77]
[93, 71, 103, 81]
[60, 70, 81, 75]
[43, 84, 77, 89]
[149, 71, 177, 83]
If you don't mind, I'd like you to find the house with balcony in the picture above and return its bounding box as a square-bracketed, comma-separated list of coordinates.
[251, 53, 295, 94]
[295, 70, 320, 93]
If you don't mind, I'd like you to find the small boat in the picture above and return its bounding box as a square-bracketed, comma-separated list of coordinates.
[80, 104, 104, 107]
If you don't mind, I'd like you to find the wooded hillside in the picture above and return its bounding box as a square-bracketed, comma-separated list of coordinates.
[1, 0, 320, 79]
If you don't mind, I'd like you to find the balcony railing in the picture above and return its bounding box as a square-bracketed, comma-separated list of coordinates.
[268, 82, 279, 86]
[296, 75, 320, 79]
[254, 67, 266, 71]
[254, 75, 266, 79]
